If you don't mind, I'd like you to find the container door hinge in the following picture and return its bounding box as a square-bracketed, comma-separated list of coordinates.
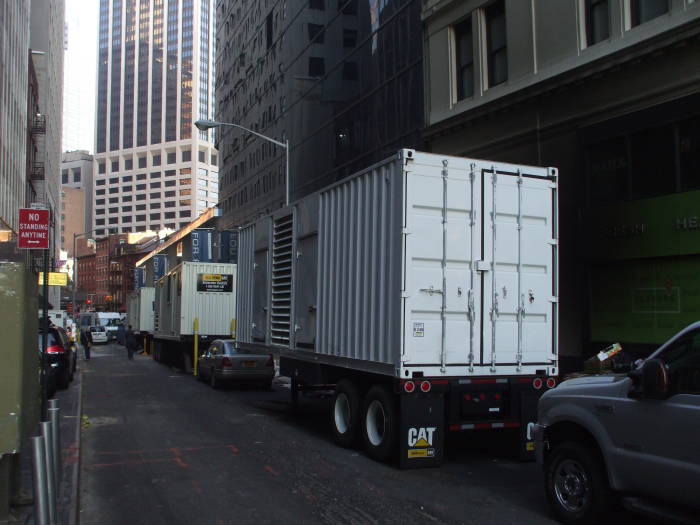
[476, 260, 489, 272]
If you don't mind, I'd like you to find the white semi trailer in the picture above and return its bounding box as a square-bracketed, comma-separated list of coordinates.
[152, 261, 237, 369]
[236, 150, 559, 467]
[126, 287, 155, 344]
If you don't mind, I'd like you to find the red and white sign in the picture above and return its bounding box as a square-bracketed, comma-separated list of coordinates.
[18, 208, 50, 249]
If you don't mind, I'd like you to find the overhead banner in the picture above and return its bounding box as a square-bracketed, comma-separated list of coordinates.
[219, 230, 238, 264]
[191, 228, 213, 262]
[196, 273, 233, 293]
[153, 254, 167, 284]
[133, 267, 145, 290]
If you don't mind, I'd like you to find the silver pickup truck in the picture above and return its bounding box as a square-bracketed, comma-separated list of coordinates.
[534, 323, 700, 524]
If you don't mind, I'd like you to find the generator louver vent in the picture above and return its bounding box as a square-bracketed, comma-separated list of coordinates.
[271, 215, 293, 345]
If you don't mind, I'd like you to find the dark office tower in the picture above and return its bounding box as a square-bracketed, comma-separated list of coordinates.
[215, 0, 424, 227]
[93, 0, 219, 237]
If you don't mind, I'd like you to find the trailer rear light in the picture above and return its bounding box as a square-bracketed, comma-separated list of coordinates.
[464, 393, 472, 400]
[46, 345, 65, 354]
[479, 393, 487, 401]
[403, 380, 416, 393]
[494, 393, 501, 400]
[546, 377, 557, 389]
[221, 357, 232, 368]
[420, 380, 431, 393]
[533, 378, 543, 390]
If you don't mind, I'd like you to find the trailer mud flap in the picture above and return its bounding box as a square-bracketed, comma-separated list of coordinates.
[519, 390, 540, 461]
[399, 393, 444, 469]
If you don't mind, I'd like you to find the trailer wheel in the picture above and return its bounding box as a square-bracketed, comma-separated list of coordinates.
[361, 385, 398, 462]
[331, 379, 361, 448]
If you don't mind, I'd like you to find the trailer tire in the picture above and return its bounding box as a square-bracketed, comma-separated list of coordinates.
[331, 379, 361, 448]
[361, 385, 398, 462]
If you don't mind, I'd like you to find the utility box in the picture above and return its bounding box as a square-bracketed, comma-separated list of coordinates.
[0, 262, 40, 454]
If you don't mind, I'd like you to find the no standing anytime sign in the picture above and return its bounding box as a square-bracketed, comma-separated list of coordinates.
[18, 208, 50, 249]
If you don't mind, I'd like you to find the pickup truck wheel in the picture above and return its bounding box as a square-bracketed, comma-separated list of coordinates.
[361, 385, 397, 462]
[331, 379, 361, 448]
[545, 441, 613, 524]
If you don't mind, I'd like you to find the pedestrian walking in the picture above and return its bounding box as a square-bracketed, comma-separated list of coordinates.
[117, 322, 126, 346]
[125, 325, 138, 360]
[80, 327, 92, 360]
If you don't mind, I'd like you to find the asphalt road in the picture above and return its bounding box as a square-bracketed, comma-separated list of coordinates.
[76, 344, 601, 525]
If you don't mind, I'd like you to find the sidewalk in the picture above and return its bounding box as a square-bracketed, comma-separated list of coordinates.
[10, 354, 84, 525]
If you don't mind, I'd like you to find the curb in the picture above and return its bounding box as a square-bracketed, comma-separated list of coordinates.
[67, 368, 83, 525]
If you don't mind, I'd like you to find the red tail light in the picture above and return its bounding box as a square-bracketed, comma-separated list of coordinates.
[46, 345, 65, 354]
[221, 356, 232, 368]
[420, 380, 431, 393]
[533, 378, 543, 390]
[546, 377, 557, 389]
[265, 356, 273, 367]
[403, 380, 416, 393]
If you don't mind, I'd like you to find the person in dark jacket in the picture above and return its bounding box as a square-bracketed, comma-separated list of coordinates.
[125, 325, 138, 360]
[80, 327, 92, 360]
[116, 322, 126, 346]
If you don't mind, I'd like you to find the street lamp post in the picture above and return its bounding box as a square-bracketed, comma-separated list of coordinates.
[194, 119, 290, 205]
[72, 227, 112, 321]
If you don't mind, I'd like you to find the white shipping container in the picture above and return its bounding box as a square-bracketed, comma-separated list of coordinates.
[126, 287, 155, 334]
[237, 150, 558, 378]
[154, 262, 237, 339]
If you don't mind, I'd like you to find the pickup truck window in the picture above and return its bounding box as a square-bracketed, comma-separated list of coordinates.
[659, 330, 700, 395]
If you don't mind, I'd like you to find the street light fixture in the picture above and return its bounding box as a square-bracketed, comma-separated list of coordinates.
[194, 119, 290, 205]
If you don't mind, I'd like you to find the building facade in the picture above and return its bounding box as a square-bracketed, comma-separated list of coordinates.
[93, 0, 219, 238]
[30, 0, 66, 308]
[61, 150, 95, 251]
[0, 3, 31, 233]
[422, 0, 700, 369]
[214, 0, 424, 227]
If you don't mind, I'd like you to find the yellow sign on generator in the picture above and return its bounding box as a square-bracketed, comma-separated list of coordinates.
[37, 272, 68, 286]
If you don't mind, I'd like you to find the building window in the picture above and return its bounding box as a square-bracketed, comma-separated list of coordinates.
[339, 0, 357, 15]
[136, 204, 146, 211]
[96, 189, 106, 196]
[150, 213, 160, 220]
[182, 149, 191, 162]
[165, 190, 176, 197]
[454, 18, 474, 100]
[151, 172, 161, 178]
[309, 0, 324, 9]
[137, 173, 147, 180]
[111, 160, 119, 172]
[165, 201, 176, 208]
[122, 206, 132, 212]
[211, 154, 217, 165]
[137, 184, 146, 191]
[151, 182, 162, 189]
[485, 0, 507, 88]
[584, 0, 610, 46]
[96, 208, 105, 215]
[150, 192, 161, 199]
[309, 57, 325, 77]
[109, 177, 119, 184]
[342, 61, 358, 81]
[198, 150, 206, 162]
[308, 23, 324, 43]
[343, 29, 357, 48]
[123, 195, 133, 202]
[630, 0, 669, 27]
[123, 175, 133, 182]
[150, 202, 161, 209]
[109, 217, 118, 224]
[123, 215, 132, 222]
[109, 207, 118, 213]
[109, 187, 119, 194]
[165, 180, 176, 187]
[96, 218, 105, 225]
[167, 152, 176, 164]
[96, 199, 105, 205]
[136, 194, 147, 201]
[123, 185, 133, 193]
[138, 157, 147, 168]
[98, 162, 106, 174]
[180, 210, 191, 217]
[164, 211, 176, 219]
[109, 197, 119, 204]
[136, 215, 146, 222]
[125, 158, 133, 170]
[62, 170, 68, 184]
[153, 154, 161, 166]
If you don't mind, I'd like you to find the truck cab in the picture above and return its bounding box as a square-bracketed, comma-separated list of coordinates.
[535, 322, 700, 524]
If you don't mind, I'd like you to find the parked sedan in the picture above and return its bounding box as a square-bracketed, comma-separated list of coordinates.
[198, 339, 274, 389]
[89, 325, 108, 344]
[38, 325, 76, 389]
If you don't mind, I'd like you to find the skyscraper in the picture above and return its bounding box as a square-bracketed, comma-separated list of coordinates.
[93, 0, 218, 237]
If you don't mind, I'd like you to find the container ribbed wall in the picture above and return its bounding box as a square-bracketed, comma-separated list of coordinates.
[316, 160, 404, 365]
[236, 226, 255, 343]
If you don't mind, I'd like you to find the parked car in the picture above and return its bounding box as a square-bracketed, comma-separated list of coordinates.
[534, 322, 700, 524]
[89, 325, 108, 344]
[38, 325, 76, 389]
[40, 348, 57, 398]
[197, 339, 274, 389]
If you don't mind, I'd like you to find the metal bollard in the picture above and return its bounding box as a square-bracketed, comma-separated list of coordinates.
[48, 407, 61, 477]
[41, 421, 57, 525]
[31, 436, 50, 525]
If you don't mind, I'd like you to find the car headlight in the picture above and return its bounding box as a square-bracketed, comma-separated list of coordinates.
[50, 363, 59, 368]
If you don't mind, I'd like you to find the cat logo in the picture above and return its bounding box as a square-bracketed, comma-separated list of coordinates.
[408, 427, 436, 447]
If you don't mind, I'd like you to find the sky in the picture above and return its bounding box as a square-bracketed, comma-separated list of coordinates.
[62, 0, 98, 154]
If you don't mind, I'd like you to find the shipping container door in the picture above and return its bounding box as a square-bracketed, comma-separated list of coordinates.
[482, 166, 555, 367]
[403, 157, 481, 371]
[252, 250, 269, 343]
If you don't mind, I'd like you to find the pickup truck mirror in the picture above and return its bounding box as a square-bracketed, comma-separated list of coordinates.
[639, 358, 669, 400]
